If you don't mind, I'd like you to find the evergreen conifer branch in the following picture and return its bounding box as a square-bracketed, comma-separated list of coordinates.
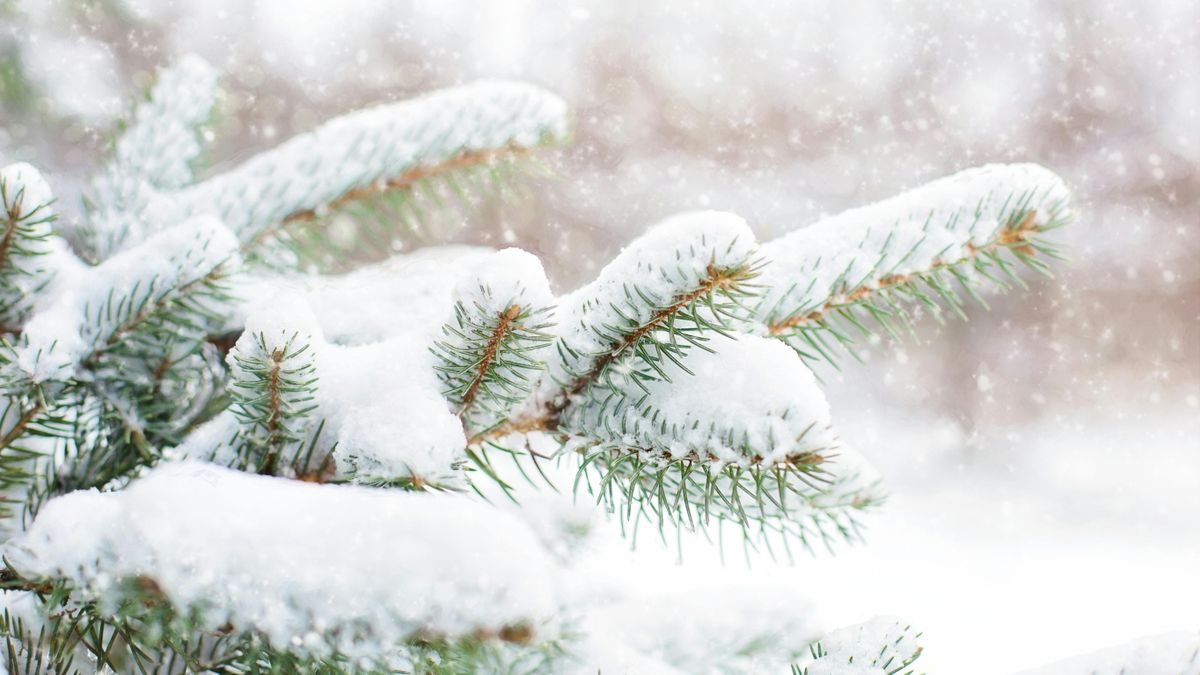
[0, 165, 57, 329]
[757, 165, 1073, 367]
[574, 443, 880, 557]
[547, 259, 762, 421]
[172, 80, 569, 250]
[228, 331, 320, 475]
[433, 299, 553, 436]
[0, 571, 565, 675]
[84, 55, 220, 259]
[0, 53, 1083, 671]
[259, 145, 548, 270]
[557, 333, 880, 554]
[3, 462, 572, 673]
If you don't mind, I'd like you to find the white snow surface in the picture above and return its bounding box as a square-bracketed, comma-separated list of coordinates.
[756, 163, 1073, 324]
[174, 80, 569, 243]
[321, 335, 468, 483]
[455, 247, 554, 318]
[1015, 631, 1200, 674]
[540, 210, 759, 405]
[574, 587, 824, 674]
[5, 461, 561, 658]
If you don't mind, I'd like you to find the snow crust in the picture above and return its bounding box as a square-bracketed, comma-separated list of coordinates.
[5, 461, 561, 658]
[175, 80, 569, 243]
[756, 163, 1072, 323]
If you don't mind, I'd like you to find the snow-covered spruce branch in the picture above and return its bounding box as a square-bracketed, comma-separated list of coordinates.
[84, 55, 220, 259]
[227, 324, 321, 476]
[176, 79, 569, 264]
[757, 164, 1072, 366]
[0, 55, 1076, 672]
[0, 164, 57, 331]
[2, 462, 565, 673]
[434, 249, 555, 438]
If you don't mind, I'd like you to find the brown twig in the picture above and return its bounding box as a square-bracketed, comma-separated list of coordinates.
[0, 403, 43, 451]
[258, 347, 285, 476]
[458, 304, 521, 419]
[0, 568, 54, 594]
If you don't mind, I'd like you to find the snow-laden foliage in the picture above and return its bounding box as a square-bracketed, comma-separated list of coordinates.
[85, 55, 220, 259]
[759, 163, 1072, 366]
[176, 79, 570, 259]
[5, 461, 561, 662]
[0, 55, 1083, 672]
[797, 617, 923, 675]
[0, 163, 58, 329]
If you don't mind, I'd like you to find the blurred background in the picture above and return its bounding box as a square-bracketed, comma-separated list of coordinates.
[2, 0, 1197, 672]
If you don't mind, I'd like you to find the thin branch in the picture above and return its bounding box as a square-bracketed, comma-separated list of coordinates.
[0, 402, 43, 451]
[0, 207, 17, 274]
[465, 415, 551, 448]
[259, 347, 285, 475]
[458, 304, 520, 419]
[0, 568, 53, 594]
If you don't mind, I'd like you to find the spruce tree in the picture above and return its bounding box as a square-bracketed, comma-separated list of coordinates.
[0, 55, 1115, 674]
